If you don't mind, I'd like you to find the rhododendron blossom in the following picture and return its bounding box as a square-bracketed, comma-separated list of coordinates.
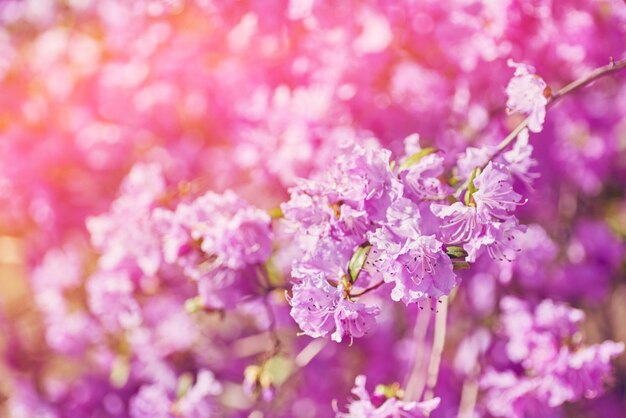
[506, 60, 549, 133]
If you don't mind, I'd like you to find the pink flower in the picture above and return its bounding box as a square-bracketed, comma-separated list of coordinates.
[431, 202, 482, 244]
[473, 162, 523, 220]
[87, 163, 165, 276]
[506, 59, 549, 133]
[481, 297, 624, 417]
[337, 375, 440, 418]
[86, 269, 142, 331]
[368, 199, 458, 304]
[130, 370, 222, 418]
[288, 275, 380, 343]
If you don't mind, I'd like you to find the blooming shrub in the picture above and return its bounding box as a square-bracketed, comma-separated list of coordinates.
[0, 1, 625, 417]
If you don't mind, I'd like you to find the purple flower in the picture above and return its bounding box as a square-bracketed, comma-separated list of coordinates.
[368, 199, 457, 304]
[506, 59, 548, 133]
[130, 384, 173, 418]
[154, 190, 272, 309]
[288, 276, 380, 343]
[472, 162, 523, 220]
[464, 218, 526, 263]
[399, 136, 450, 201]
[281, 141, 400, 241]
[196, 266, 256, 310]
[481, 297, 624, 417]
[87, 163, 165, 276]
[456, 146, 495, 181]
[289, 276, 344, 340]
[130, 370, 222, 418]
[87, 269, 142, 331]
[337, 375, 440, 418]
[502, 128, 539, 186]
[188, 191, 272, 270]
[332, 296, 381, 343]
[431, 202, 482, 244]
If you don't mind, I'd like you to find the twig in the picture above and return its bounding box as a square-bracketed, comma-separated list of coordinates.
[350, 280, 386, 297]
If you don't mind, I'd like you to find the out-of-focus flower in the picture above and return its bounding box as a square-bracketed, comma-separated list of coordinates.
[506, 60, 549, 133]
[481, 297, 624, 418]
[337, 375, 440, 418]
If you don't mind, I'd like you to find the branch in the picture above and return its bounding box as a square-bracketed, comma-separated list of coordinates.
[350, 280, 385, 297]
[493, 57, 626, 160]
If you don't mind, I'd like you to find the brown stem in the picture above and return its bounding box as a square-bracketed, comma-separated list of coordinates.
[350, 280, 385, 297]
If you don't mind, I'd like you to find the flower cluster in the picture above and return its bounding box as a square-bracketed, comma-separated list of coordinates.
[337, 375, 440, 418]
[481, 297, 624, 418]
[284, 132, 528, 342]
[154, 189, 273, 309]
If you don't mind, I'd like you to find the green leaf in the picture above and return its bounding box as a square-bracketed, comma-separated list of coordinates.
[464, 167, 481, 206]
[446, 246, 468, 259]
[399, 147, 437, 172]
[265, 258, 283, 288]
[348, 244, 372, 283]
[452, 260, 471, 270]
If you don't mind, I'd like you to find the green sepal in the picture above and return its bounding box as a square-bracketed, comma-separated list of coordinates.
[446, 246, 468, 259]
[348, 244, 372, 283]
[452, 260, 471, 270]
[464, 167, 481, 206]
[399, 147, 437, 172]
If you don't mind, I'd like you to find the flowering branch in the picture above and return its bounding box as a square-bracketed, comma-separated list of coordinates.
[493, 57, 626, 160]
[456, 57, 626, 198]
